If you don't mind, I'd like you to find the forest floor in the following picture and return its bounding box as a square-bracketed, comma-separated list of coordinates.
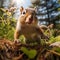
[0, 39, 60, 60]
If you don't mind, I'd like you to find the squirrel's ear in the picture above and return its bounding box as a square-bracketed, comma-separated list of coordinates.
[20, 6, 24, 14]
[34, 6, 38, 12]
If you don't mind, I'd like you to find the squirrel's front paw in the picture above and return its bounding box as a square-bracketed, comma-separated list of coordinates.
[14, 39, 20, 44]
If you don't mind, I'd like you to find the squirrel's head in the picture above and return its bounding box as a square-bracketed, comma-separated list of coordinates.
[20, 6, 37, 25]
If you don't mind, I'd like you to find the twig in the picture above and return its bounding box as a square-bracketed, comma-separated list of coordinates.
[12, 53, 24, 60]
[47, 49, 60, 56]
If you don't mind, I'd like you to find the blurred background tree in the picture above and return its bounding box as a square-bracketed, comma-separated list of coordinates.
[30, 0, 60, 28]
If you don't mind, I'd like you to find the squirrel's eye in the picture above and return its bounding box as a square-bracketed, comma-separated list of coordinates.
[23, 12, 26, 14]
[22, 10, 26, 14]
[22, 9, 26, 15]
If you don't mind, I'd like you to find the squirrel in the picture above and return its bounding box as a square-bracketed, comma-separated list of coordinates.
[14, 6, 48, 44]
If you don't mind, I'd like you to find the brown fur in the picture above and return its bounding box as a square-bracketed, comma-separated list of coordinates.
[14, 7, 47, 43]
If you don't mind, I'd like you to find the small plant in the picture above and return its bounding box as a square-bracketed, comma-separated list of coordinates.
[48, 35, 60, 44]
[21, 47, 37, 59]
[0, 8, 16, 41]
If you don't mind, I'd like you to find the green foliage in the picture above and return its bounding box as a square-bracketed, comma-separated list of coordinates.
[48, 36, 55, 43]
[54, 36, 60, 41]
[56, 24, 60, 29]
[19, 35, 26, 44]
[58, 8, 60, 11]
[0, 8, 16, 41]
[28, 50, 37, 59]
[21, 47, 37, 59]
[48, 36, 60, 44]
[55, 47, 60, 53]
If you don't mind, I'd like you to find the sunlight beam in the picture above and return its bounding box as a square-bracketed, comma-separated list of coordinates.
[13, 0, 25, 4]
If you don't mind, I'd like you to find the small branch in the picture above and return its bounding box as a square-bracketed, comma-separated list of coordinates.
[12, 53, 24, 60]
[47, 49, 60, 56]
